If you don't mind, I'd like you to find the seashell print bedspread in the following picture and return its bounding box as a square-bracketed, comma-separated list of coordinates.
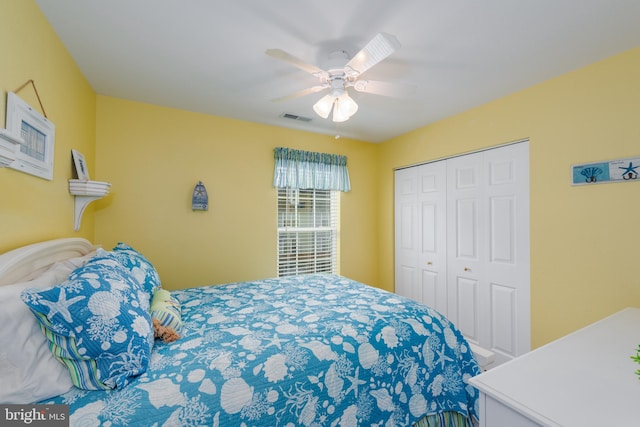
[42, 274, 480, 426]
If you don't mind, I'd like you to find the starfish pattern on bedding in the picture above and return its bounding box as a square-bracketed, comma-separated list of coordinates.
[264, 333, 285, 350]
[344, 366, 366, 398]
[372, 311, 386, 324]
[435, 343, 454, 370]
[39, 288, 85, 323]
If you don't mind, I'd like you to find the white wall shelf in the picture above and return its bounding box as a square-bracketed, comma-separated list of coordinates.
[69, 179, 111, 231]
[0, 128, 24, 167]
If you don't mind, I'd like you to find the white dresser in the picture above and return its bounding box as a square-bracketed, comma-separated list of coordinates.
[469, 308, 640, 426]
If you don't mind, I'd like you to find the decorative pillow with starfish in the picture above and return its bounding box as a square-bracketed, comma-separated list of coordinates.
[21, 253, 154, 390]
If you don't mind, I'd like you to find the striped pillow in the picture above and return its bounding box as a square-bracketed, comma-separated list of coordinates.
[150, 288, 182, 333]
[32, 314, 106, 390]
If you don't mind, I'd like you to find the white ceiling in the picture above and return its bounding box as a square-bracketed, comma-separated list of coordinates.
[35, 0, 640, 143]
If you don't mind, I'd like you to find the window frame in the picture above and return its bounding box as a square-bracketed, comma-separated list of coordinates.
[277, 188, 339, 277]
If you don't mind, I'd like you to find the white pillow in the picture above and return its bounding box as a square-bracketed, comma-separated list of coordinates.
[0, 253, 94, 404]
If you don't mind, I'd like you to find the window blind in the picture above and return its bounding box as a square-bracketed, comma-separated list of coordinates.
[277, 188, 338, 276]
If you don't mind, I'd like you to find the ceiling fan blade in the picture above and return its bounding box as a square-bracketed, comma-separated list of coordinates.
[265, 49, 328, 79]
[352, 79, 417, 98]
[345, 32, 401, 77]
[271, 85, 328, 102]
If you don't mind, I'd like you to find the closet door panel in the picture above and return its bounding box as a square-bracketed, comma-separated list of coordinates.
[456, 276, 479, 342]
[395, 167, 420, 303]
[421, 202, 437, 252]
[448, 153, 483, 267]
[490, 282, 516, 355]
[420, 202, 444, 312]
[421, 270, 440, 311]
[446, 152, 484, 332]
[396, 201, 419, 300]
[399, 203, 416, 252]
[455, 199, 479, 260]
[484, 143, 530, 362]
[490, 196, 515, 264]
[417, 160, 447, 314]
[398, 264, 420, 302]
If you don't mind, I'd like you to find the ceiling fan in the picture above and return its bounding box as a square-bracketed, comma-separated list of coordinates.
[266, 32, 406, 123]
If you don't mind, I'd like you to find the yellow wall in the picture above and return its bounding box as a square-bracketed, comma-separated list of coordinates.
[94, 97, 379, 289]
[3, 0, 640, 350]
[0, 0, 96, 252]
[378, 47, 640, 347]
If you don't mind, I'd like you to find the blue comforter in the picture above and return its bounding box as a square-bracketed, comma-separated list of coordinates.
[43, 274, 480, 426]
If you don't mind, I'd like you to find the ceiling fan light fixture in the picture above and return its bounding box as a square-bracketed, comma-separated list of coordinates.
[313, 85, 359, 123]
[312, 94, 334, 119]
[332, 93, 358, 123]
[332, 106, 348, 122]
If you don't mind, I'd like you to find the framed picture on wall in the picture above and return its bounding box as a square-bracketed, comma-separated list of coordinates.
[5, 92, 55, 180]
[71, 149, 90, 180]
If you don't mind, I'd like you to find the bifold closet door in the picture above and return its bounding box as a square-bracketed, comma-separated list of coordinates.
[484, 143, 530, 362]
[446, 151, 485, 347]
[446, 142, 530, 364]
[395, 141, 530, 365]
[395, 166, 420, 303]
[394, 161, 448, 315]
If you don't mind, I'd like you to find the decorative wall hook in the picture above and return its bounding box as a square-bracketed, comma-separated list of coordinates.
[192, 181, 208, 211]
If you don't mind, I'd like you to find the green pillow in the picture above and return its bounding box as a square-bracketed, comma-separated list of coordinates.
[150, 288, 182, 334]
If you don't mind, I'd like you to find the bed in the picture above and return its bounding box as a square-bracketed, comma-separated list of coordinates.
[0, 238, 480, 426]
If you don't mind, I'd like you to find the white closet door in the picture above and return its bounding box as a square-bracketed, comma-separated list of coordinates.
[395, 167, 420, 303]
[447, 143, 530, 364]
[483, 143, 530, 362]
[395, 162, 448, 313]
[416, 160, 448, 315]
[446, 151, 485, 346]
[395, 142, 530, 365]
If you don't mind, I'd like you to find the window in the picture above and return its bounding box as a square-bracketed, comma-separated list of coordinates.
[277, 188, 339, 276]
[272, 147, 349, 277]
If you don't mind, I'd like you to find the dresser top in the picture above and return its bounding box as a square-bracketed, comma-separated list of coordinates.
[469, 308, 640, 426]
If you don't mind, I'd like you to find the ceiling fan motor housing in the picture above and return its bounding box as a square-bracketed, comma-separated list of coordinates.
[324, 50, 350, 71]
[329, 75, 348, 96]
